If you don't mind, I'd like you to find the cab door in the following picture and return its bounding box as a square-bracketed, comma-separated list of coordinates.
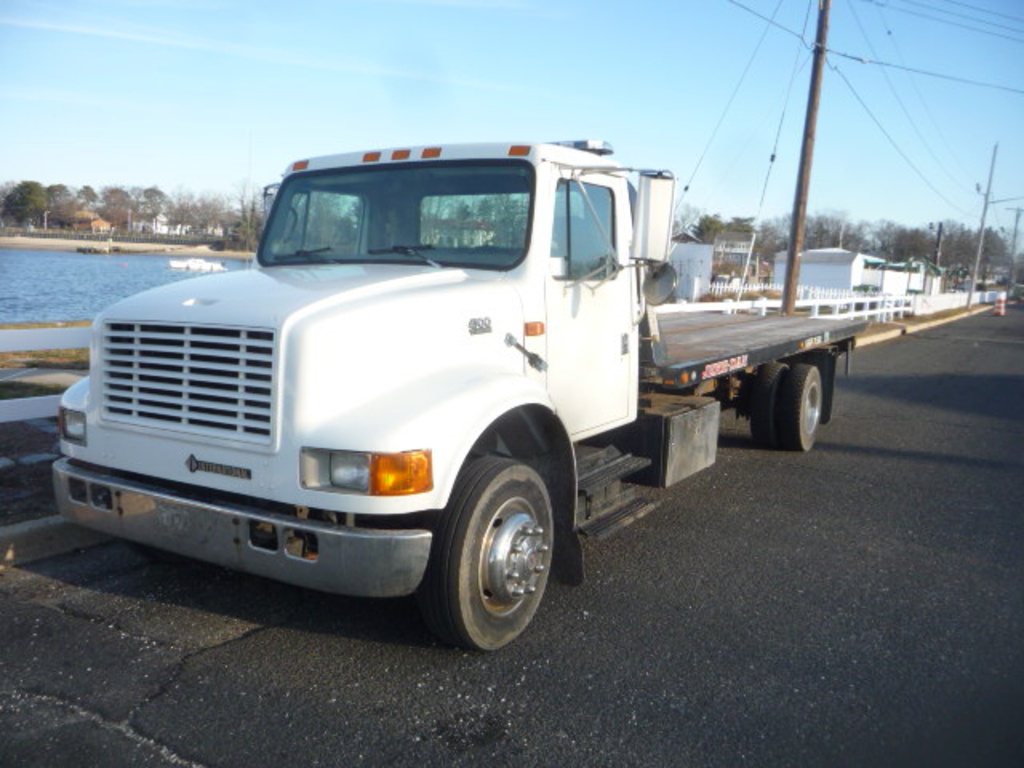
[542, 174, 636, 440]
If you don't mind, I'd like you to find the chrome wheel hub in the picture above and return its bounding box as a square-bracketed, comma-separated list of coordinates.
[804, 382, 821, 434]
[480, 500, 550, 613]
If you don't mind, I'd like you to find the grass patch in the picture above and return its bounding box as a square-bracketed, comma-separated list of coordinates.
[0, 381, 66, 400]
[0, 321, 90, 370]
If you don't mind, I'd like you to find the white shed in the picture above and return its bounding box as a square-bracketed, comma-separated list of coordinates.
[773, 248, 885, 291]
[669, 243, 714, 301]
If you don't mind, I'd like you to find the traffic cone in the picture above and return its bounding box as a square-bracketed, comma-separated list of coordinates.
[993, 292, 1006, 316]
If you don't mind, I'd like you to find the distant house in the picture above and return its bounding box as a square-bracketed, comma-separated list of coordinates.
[881, 259, 945, 295]
[71, 211, 112, 233]
[135, 214, 170, 235]
[773, 248, 946, 294]
[773, 248, 886, 291]
[713, 231, 756, 276]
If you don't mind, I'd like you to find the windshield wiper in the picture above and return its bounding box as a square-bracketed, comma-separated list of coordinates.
[368, 244, 442, 268]
[272, 246, 335, 263]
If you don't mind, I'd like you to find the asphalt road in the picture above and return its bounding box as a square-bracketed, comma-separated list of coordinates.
[2, 307, 1022, 768]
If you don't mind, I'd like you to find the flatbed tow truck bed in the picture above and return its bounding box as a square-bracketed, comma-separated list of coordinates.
[649, 310, 868, 389]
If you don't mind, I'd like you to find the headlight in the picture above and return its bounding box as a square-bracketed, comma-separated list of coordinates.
[301, 449, 432, 496]
[329, 452, 371, 492]
[60, 408, 87, 445]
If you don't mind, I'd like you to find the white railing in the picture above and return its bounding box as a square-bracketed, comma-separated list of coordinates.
[667, 289, 999, 321]
[660, 294, 914, 321]
[0, 326, 91, 424]
[706, 282, 868, 301]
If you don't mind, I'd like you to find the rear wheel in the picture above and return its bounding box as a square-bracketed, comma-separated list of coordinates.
[750, 362, 789, 448]
[417, 457, 553, 651]
[777, 363, 822, 452]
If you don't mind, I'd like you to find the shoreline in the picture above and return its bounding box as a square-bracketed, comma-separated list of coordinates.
[0, 235, 254, 260]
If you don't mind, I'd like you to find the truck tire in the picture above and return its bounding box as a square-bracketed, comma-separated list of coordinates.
[417, 457, 553, 651]
[750, 362, 788, 448]
[776, 363, 822, 452]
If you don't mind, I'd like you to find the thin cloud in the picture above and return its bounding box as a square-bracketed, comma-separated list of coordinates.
[0, 14, 527, 92]
[0, 85, 128, 109]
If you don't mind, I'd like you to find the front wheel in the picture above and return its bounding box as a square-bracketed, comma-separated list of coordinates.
[417, 457, 554, 651]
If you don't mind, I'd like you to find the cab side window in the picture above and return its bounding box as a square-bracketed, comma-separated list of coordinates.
[552, 180, 616, 280]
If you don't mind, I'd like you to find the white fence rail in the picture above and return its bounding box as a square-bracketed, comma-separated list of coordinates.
[663, 290, 998, 320]
[0, 290, 1003, 424]
[0, 326, 91, 424]
[707, 282, 862, 301]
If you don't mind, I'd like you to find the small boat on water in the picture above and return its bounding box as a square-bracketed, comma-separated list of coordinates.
[169, 257, 227, 272]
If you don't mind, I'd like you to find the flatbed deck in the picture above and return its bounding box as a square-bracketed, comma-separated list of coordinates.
[649, 310, 868, 389]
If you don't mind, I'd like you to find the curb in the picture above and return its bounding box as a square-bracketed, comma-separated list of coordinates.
[0, 303, 1002, 567]
[1, 515, 111, 568]
[855, 304, 993, 348]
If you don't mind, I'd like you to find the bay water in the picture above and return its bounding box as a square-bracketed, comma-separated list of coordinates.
[0, 249, 250, 325]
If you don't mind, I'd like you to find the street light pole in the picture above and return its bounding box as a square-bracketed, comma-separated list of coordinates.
[1007, 206, 1022, 287]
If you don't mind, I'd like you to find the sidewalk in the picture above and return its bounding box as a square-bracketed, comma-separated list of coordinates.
[0, 304, 999, 567]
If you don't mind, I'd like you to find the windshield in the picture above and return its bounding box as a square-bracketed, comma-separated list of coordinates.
[258, 161, 533, 270]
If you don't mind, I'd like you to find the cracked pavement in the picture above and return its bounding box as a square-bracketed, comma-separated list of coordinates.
[1, 308, 1022, 768]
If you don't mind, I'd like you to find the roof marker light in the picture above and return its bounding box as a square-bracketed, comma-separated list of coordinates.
[554, 139, 614, 156]
[421, 147, 442, 159]
[363, 151, 382, 163]
[391, 149, 411, 160]
[508, 145, 531, 157]
[292, 160, 309, 171]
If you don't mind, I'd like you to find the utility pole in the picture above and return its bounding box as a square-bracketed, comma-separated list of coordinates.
[1008, 206, 1022, 286]
[968, 142, 998, 308]
[783, 0, 832, 315]
[931, 221, 943, 267]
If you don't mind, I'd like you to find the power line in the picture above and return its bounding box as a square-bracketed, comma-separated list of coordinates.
[933, 0, 1024, 26]
[755, 2, 815, 220]
[868, 0, 1019, 35]
[871, 2, 975, 186]
[827, 49, 1024, 96]
[681, 0, 786, 201]
[859, 0, 1024, 39]
[829, 61, 973, 218]
[726, 0, 1024, 96]
[848, 0, 969, 194]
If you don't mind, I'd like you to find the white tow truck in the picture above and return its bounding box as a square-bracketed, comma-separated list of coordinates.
[54, 140, 866, 650]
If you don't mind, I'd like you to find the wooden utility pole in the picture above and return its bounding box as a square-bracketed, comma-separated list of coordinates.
[782, 0, 832, 315]
[968, 142, 998, 308]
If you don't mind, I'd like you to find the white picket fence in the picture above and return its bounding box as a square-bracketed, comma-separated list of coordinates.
[0, 326, 91, 424]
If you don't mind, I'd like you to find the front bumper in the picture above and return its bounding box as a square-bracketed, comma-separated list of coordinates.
[52, 458, 432, 598]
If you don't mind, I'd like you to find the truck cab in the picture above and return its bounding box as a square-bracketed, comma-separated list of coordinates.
[54, 140, 678, 650]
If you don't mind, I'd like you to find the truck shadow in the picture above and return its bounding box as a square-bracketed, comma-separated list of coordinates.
[22, 541, 443, 651]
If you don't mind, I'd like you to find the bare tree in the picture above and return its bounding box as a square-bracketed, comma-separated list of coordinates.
[232, 182, 263, 251]
[99, 186, 132, 230]
[46, 184, 78, 228]
[166, 188, 197, 234]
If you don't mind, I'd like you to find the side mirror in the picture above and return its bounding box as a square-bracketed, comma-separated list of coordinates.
[642, 261, 678, 305]
[630, 171, 676, 263]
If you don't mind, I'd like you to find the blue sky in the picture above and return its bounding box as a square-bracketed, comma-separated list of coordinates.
[2, 0, 1022, 234]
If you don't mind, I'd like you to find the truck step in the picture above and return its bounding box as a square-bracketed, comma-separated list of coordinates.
[578, 496, 660, 540]
[577, 449, 650, 496]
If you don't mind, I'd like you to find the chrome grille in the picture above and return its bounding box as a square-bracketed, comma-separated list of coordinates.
[102, 322, 277, 444]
